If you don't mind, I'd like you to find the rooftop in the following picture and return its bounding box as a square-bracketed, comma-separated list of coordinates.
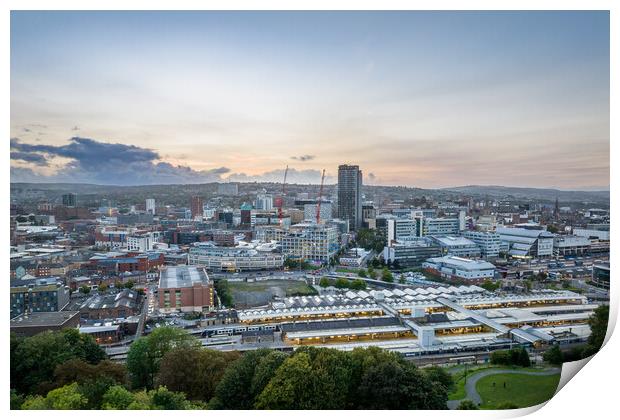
[10, 311, 80, 327]
[159, 265, 210, 289]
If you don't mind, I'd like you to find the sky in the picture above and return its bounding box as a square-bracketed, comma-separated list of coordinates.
[10, 11, 610, 189]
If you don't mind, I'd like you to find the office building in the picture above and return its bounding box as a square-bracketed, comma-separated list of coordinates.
[188, 242, 284, 272]
[463, 231, 501, 259]
[337, 164, 363, 230]
[257, 223, 340, 263]
[422, 218, 460, 236]
[430, 235, 481, 258]
[383, 238, 442, 267]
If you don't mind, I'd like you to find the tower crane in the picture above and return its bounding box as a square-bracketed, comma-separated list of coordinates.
[275, 165, 289, 225]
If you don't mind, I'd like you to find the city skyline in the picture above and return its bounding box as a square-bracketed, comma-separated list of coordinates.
[10, 11, 610, 190]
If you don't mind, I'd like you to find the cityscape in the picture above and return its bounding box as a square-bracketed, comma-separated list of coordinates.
[9, 10, 610, 412]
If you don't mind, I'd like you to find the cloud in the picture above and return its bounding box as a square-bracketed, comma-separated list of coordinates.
[291, 154, 315, 162]
[10, 151, 49, 166]
[368, 172, 376, 180]
[72, 126, 80, 131]
[226, 168, 333, 184]
[10, 137, 231, 185]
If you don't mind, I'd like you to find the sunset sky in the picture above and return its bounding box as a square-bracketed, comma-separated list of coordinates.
[10, 11, 610, 189]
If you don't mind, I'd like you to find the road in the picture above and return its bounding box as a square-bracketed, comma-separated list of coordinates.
[446, 367, 561, 409]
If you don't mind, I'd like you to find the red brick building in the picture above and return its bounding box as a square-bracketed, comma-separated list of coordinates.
[158, 266, 214, 313]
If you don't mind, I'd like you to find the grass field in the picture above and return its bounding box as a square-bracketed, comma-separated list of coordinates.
[447, 365, 553, 401]
[476, 373, 560, 409]
[228, 279, 317, 295]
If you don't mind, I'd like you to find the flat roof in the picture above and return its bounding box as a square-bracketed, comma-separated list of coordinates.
[159, 265, 210, 289]
[11, 311, 79, 327]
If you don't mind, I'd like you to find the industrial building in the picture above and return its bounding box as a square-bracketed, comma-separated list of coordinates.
[422, 256, 495, 283]
[496, 227, 555, 258]
[233, 285, 595, 353]
[158, 266, 214, 313]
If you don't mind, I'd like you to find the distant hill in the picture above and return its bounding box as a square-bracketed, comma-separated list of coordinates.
[442, 185, 609, 204]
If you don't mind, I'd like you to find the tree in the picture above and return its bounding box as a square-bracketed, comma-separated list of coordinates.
[357, 269, 367, 278]
[582, 305, 609, 357]
[334, 278, 350, 289]
[10, 389, 24, 410]
[367, 267, 376, 279]
[11, 329, 106, 395]
[98, 283, 108, 293]
[399, 274, 406, 284]
[480, 280, 500, 292]
[350, 279, 367, 290]
[54, 359, 128, 388]
[457, 400, 479, 410]
[126, 326, 199, 389]
[543, 345, 564, 365]
[156, 347, 240, 402]
[496, 402, 519, 409]
[79, 285, 91, 294]
[381, 268, 393, 282]
[149, 386, 192, 409]
[319, 277, 330, 288]
[210, 349, 288, 410]
[423, 366, 455, 394]
[214, 279, 234, 307]
[255, 349, 350, 409]
[40, 383, 88, 410]
[124, 281, 135, 290]
[101, 385, 136, 409]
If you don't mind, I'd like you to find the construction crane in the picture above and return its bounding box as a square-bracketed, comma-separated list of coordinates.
[315, 169, 326, 224]
[275, 165, 289, 225]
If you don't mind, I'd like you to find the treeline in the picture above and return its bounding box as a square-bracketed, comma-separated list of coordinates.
[543, 305, 609, 365]
[11, 326, 454, 410]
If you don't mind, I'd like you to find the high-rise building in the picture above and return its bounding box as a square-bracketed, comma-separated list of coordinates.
[337, 164, 362, 230]
[190, 196, 204, 220]
[254, 193, 273, 211]
[145, 198, 156, 214]
[62, 193, 77, 207]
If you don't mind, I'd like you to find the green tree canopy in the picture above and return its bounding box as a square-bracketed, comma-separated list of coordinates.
[126, 326, 200, 389]
[210, 349, 289, 409]
[583, 305, 609, 357]
[11, 329, 106, 395]
[156, 347, 240, 402]
[457, 400, 479, 410]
